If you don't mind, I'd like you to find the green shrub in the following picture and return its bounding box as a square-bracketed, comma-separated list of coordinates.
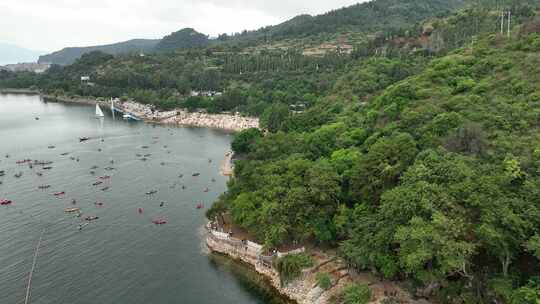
[512, 277, 540, 304]
[343, 283, 372, 304]
[316, 273, 332, 290]
[273, 253, 314, 286]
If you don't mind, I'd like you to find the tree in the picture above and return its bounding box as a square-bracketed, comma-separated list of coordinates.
[231, 128, 263, 154]
[260, 103, 290, 133]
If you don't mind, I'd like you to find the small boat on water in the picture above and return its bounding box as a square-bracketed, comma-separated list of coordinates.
[92, 181, 103, 186]
[101, 187, 110, 191]
[38, 185, 51, 189]
[64, 207, 80, 213]
[53, 191, 65, 196]
[43, 166, 53, 170]
[34, 160, 53, 166]
[143, 154, 151, 157]
[1, 199, 12, 205]
[192, 173, 200, 177]
[152, 218, 167, 225]
[141, 146, 149, 149]
[0, 170, 5, 176]
[95, 104, 104, 118]
[138, 208, 143, 214]
[104, 167, 115, 171]
[84, 215, 99, 221]
[95, 202, 104, 207]
[98, 175, 111, 180]
[36, 172, 43, 176]
[16, 159, 31, 164]
[60, 152, 70, 156]
[146, 190, 157, 195]
[196, 202, 204, 209]
[79, 137, 90, 142]
[48, 145, 55, 149]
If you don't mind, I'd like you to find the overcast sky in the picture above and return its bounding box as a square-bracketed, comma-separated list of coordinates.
[0, 0, 364, 52]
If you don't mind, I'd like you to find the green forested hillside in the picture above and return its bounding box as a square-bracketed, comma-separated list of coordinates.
[155, 28, 210, 52]
[221, 0, 468, 44]
[208, 18, 540, 304]
[2, 2, 540, 301]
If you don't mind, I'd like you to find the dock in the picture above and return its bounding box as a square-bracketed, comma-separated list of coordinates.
[110, 105, 143, 121]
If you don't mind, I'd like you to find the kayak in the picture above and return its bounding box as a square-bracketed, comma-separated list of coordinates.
[53, 191, 65, 196]
[152, 218, 167, 225]
[0, 199, 12, 205]
[64, 208, 80, 213]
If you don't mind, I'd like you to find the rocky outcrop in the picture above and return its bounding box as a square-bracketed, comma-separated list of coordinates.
[206, 225, 430, 304]
[161, 110, 259, 131]
[206, 226, 351, 304]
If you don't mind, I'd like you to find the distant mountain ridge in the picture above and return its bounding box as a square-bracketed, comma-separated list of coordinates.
[38, 39, 159, 65]
[0, 42, 44, 66]
[38, 0, 470, 65]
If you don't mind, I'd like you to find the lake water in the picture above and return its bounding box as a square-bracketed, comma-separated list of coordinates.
[0, 94, 282, 304]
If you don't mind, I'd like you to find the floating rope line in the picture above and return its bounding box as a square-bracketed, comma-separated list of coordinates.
[24, 229, 45, 304]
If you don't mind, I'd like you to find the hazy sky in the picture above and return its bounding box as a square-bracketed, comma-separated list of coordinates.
[0, 0, 363, 52]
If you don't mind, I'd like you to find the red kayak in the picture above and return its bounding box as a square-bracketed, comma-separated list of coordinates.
[196, 202, 204, 209]
[0, 199, 12, 205]
[152, 218, 167, 225]
[53, 191, 65, 196]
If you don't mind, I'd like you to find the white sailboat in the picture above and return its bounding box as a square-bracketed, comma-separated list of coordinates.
[95, 104, 104, 118]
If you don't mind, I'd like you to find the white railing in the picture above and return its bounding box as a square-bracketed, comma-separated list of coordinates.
[277, 247, 305, 258]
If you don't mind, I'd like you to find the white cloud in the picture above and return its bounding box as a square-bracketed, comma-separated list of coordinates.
[0, 0, 363, 52]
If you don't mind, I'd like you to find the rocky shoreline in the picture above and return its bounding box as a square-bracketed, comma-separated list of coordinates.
[206, 224, 429, 304]
[50, 95, 259, 131]
[1, 90, 259, 132]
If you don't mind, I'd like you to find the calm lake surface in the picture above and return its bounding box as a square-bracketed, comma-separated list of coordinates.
[0, 94, 281, 304]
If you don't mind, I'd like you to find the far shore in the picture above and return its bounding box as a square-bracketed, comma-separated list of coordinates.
[1, 89, 260, 132]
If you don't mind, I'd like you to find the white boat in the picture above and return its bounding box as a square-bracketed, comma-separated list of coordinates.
[95, 104, 104, 118]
